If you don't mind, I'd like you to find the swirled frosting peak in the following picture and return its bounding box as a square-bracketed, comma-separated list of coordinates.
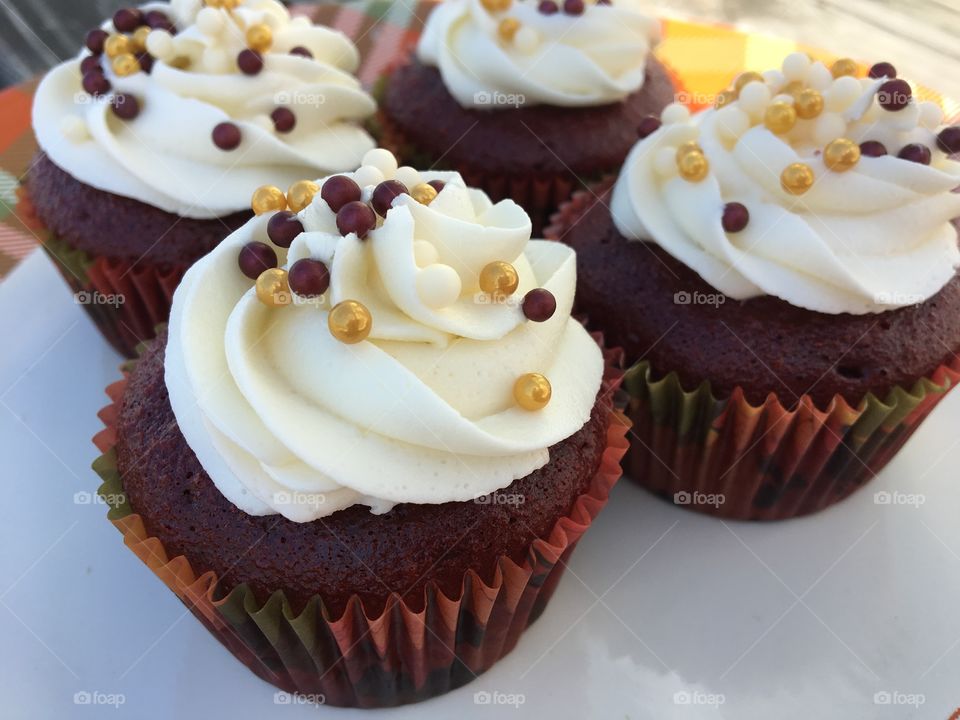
[612, 53, 960, 315]
[417, 0, 660, 108]
[33, 0, 376, 219]
[165, 149, 604, 521]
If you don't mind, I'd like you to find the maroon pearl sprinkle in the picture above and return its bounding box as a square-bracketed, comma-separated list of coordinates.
[596, 0, 612, 5]
[112, 8, 142, 33]
[238, 241, 278, 279]
[320, 175, 362, 213]
[85, 29, 108, 54]
[267, 211, 305, 248]
[877, 79, 911, 111]
[859, 140, 888, 157]
[137, 52, 155, 74]
[898, 143, 932, 165]
[82, 70, 111, 97]
[522, 288, 557, 322]
[80, 55, 101, 75]
[637, 115, 662, 139]
[428, 179, 446, 194]
[212, 122, 241, 151]
[868, 61, 897, 80]
[721, 202, 749, 233]
[371, 180, 408, 217]
[289, 46, 314, 59]
[237, 49, 264, 75]
[270, 107, 296, 133]
[563, 0, 585, 15]
[144, 10, 173, 31]
[538, 0, 559, 14]
[110, 93, 140, 120]
[288, 258, 330, 297]
[937, 126, 960, 155]
[336, 201, 377, 239]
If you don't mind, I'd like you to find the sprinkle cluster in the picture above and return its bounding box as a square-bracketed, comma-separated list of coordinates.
[236, 149, 558, 410]
[634, 52, 960, 235]
[480, 0, 613, 53]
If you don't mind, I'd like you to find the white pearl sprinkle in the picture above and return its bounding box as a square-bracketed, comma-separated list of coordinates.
[661, 103, 690, 125]
[782, 52, 811, 81]
[662, 124, 699, 146]
[772, 93, 796, 105]
[762, 69, 786, 93]
[60, 116, 88, 143]
[811, 112, 847, 146]
[362, 148, 399, 176]
[738, 82, 772, 115]
[413, 240, 439, 268]
[394, 166, 423, 190]
[145, 29, 174, 60]
[654, 147, 678, 177]
[196, 7, 224, 36]
[807, 62, 833, 91]
[515, 26, 539, 54]
[918, 102, 944, 131]
[416, 264, 462, 308]
[715, 106, 751, 143]
[887, 101, 921, 132]
[353, 164, 385, 189]
[824, 76, 861, 113]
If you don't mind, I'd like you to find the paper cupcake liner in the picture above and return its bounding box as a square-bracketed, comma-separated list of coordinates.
[17, 187, 187, 358]
[546, 183, 960, 521]
[91, 346, 630, 707]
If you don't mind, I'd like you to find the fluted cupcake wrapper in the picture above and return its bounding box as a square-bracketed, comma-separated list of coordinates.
[91, 347, 630, 708]
[18, 186, 187, 358]
[546, 186, 960, 521]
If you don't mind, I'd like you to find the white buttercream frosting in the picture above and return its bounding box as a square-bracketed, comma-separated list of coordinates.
[32, 0, 376, 219]
[612, 53, 960, 315]
[417, 0, 660, 108]
[165, 150, 604, 521]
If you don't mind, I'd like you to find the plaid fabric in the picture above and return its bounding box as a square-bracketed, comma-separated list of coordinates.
[0, 1, 957, 281]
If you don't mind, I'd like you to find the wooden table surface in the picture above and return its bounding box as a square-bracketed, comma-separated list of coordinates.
[1, 0, 958, 95]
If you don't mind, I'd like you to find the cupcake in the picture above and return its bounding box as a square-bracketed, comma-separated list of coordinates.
[93, 149, 628, 706]
[25, 0, 376, 357]
[378, 0, 676, 233]
[547, 53, 960, 521]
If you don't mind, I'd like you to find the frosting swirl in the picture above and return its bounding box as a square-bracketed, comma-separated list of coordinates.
[612, 53, 960, 315]
[33, 0, 376, 219]
[165, 150, 603, 521]
[417, 0, 660, 108]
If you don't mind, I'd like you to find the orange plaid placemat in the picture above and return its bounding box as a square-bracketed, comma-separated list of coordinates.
[1, 2, 957, 282]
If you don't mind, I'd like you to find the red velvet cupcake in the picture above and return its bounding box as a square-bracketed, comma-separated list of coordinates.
[93, 150, 628, 707]
[378, 0, 677, 232]
[548, 53, 960, 520]
[25, 0, 376, 356]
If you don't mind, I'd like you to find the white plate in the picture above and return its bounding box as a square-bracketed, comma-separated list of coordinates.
[1, 251, 958, 720]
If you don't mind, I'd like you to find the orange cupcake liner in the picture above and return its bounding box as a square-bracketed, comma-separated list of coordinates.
[547, 183, 960, 521]
[92, 345, 630, 707]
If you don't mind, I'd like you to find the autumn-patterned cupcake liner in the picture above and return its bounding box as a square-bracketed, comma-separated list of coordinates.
[18, 186, 188, 358]
[546, 185, 960, 521]
[91, 348, 630, 707]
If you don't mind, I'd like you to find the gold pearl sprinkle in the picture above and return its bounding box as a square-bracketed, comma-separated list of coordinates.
[255, 268, 292, 308]
[246, 23, 273, 53]
[782, 80, 805, 98]
[481, 0, 512, 12]
[514, 373, 552, 411]
[498, 18, 520, 42]
[781, 163, 815, 195]
[220, 0, 241, 8]
[479, 261, 519, 297]
[410, 182, 439, 205]
[830, 58, 859, 79]
[715, 90, 737, 109]
[104, 34, 130, 59]
[823, 138, 861, 172]
[328, 300, 373, 344]
[734, 71, 765, 94]
[286, 180, 320, 212]
[676, 141, 703, 160]
[112, 53, 140, 77]
[794, 88, 824, 120]
[764, 101, 797, 135]
[677, 151, 709, 182]
[251, 185, 288, 215]
[131, 26, 151, 53]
